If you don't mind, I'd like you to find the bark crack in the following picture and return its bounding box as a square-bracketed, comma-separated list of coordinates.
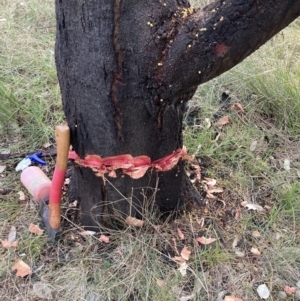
[111, 0, 124, 141]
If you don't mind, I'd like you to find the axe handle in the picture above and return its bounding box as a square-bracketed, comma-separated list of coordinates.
[49, 124, 70, 230]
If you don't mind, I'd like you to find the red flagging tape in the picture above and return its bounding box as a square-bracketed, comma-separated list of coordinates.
[68, 147, 190, 179]
[50, 168, 66, 204]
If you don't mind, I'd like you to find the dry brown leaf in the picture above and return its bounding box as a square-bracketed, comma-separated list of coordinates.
[178, 262, 188, 276]
[172, 237, 179, 255]
[11, 260, 32, 277]
[0, 165, 6, 173]
[196, 217, 205, 227]
[196, 236, 217, 245]
[43, 142, 52, 148]
[250, 140, 258, 152]
[99, 235, 110, 243]
[125, 216, 144, 227]
[250, 247, 261, 256]
[208, 188, 224, 194]
[156, 279, 165, 287]
[80, 230, 96, 236]
[206, 192, 217, 199]
[215, 115, 230, 127]
[284, 286, 297, 294]
[173, 256, 186, 264]
[181, 246, 191, 261]
[28, 223, 44, 236]
[204, 178, 216, 188]
[17, 191, 26, 201]
[240, 201, 264, 211]
[224, 296, 244, 301]
[240, 201, 248, 207]
[115, 249, 123, 256]
[1, 239, 18, 249]
[177, 228, 185, 240]
[235, 209, 241, 219]
[230, 102, 245, 113]
[252, 230, 261, 237]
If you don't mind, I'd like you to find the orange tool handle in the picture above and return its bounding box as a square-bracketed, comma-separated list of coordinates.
[49, 124, 70, 230]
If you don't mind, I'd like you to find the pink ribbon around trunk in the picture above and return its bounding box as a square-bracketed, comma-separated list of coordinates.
[68, 147, 190, 179]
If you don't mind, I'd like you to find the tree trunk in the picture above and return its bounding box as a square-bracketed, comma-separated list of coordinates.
[55, 0, 300, 229]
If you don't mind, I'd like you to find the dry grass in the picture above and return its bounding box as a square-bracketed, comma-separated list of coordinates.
[1, 0, 300, 300]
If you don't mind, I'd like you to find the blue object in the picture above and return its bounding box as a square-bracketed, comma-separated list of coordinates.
[27, 152, 46, 166]
[16, 152, 46, 171]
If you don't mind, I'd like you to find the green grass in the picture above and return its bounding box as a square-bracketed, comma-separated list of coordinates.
[1, 0, 300, 300]
[0, 0, 62, 150]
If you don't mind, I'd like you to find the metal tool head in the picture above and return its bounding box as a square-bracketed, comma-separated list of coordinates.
[40, 199, 62, 242]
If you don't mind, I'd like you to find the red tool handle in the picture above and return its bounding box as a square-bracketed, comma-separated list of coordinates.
[49, 124, 70, 230]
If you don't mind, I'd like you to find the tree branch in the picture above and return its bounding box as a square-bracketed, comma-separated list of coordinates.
[159, 0, 300, 99]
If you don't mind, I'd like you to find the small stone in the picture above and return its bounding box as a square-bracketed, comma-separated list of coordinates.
[296, 280, 300, 289]
[277, 291, 287, 299]
[295, 290, 300, 300]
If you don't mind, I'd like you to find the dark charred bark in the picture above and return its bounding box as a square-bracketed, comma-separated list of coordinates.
[55, 0, 300, 229]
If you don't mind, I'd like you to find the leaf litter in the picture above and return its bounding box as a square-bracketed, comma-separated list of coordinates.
[11, 260, 32, 277]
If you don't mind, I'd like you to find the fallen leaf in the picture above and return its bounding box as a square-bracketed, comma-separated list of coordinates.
[241, 201, 264, 212]
[177, 228, 185, 240]
[196, 217, 204, 227]
[235, 102, 245, 112]
[17, 191, 26, 201]
[231, 102, 245, 113]
[235, 209, 241, 219]
[196, 236, 217, 245]
[234, 249, 245, 257]
[284, 286, 297, 294]
[115, 249, 123, 256]
[204, 118, 211, 129]
[180, 294, 194, 301]
[178, 262, 188, 276]
[250, 141, 258, 152]
[11, 260, 32, 277]
[0, 165, 6, 173]
[173, 256, 186, 264]
[181, 246, 191, 261]
[28, 223, 44, 236]
[257, 284, 270, 299]
[206, 192, 217, 199]
[204, 178, 216, 188]
[43, 142, 51, 148]
[154, 224, 162, 230]
[8, 226, 16, 243]
[215, 115, 230, 127]
[240, 201, 248, 207]
[216, 291, 226, 301]
[252, 230, 261, 237]
[125, 216, 144, 227]
[99, 235, 110, 243]
[156, 279, 165, 287]
[80, 230, 96, 236]
[246, 203, 264, 211]
[172, 237, 179, 254]
[208, 187, 224, 194]
[283, 159, 290, 171]
[250, 247, 261, 256]
[0, 149, 10, 154]
[224, 296, 244, 301]
[1, 239, 18, 249]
